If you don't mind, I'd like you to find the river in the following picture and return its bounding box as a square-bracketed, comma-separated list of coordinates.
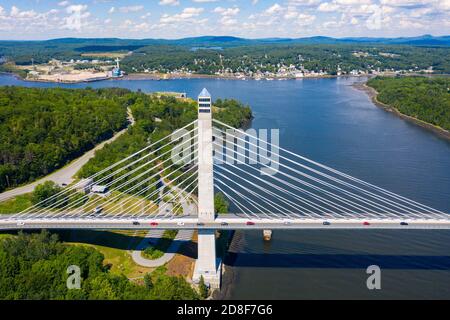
[1, 74, 450, 299]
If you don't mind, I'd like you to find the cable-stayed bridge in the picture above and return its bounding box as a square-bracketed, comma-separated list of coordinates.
[0, 88, 448, 287]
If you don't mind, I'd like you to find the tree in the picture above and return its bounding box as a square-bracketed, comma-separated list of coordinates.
[32, 181, 66, 208]
[198, 275, 209, 299]
[214, 193, 229, 214]
[143, 273, 153, 290]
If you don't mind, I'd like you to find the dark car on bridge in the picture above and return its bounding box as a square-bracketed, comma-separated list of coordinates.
[400, 221, 409, 226]
[323, 221, 331, 226]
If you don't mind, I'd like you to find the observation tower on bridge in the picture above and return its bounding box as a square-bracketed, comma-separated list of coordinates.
[193, 88, 222, 288]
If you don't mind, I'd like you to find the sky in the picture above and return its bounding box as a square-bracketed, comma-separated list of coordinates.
[0, 0, 449, 40]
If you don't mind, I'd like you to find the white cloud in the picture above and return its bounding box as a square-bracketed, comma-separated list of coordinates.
[284, 8, 299, 19]
[335, 0, 372, 4]
[318, 2, 340, 12]
[58, 1, 70, 7]
[213, 7, 240, 16]
[193, 0, 218, 2]
[296, 13, 316, 26]
[62, 4, 90, 31]
[108, 7, 115, 14]
[380, 0, 431, 6]
[119, 6, 144, 13]
[437, 0, 450, 11]
[159, 7, 204, 24]
[265, 3, 283, 15]
[159, 0, 180, 6]
[365, 5, 383, 30]
[10, 6, 37, 19]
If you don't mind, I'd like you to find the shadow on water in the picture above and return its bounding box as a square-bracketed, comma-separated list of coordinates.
[224, 252, 450, 270]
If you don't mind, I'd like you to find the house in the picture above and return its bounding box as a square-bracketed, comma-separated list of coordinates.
[76, 178, 93, 194]
[90, 185, 109, 197]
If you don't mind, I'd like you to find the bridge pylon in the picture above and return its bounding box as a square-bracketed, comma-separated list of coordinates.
[193, 88, 222, 289]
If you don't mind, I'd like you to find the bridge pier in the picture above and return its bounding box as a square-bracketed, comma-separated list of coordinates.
[193, 230, 222, 289]
[193, 88, 222, 289]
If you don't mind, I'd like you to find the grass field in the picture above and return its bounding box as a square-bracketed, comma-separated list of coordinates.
[0, 194, 33, 214]
[56, 229, 153, 278]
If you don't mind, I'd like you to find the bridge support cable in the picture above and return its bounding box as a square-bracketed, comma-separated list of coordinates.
[213, 119, 445, 218]
[45, 132, 198, 219]
[55, 152, 198, 219]
[14, 120, 198, 219]
[96, 161, 198, 219]
[214, 162, 333, 219]
[115, 166, 198, 219]
[15, 122, 198, 220]
[17, 126, 198, 219]
[26, 134, 199, 220]
[167, 185, 199, 219]
[214, 176, 279, 220]
[77, 145, 198, 219]
[213, 141, 396, 220]
[213, 128, 420, 219]
[153, 177, 199, 219]
[214, 184, 256, 220]
[212, 124, 443, 220]
[213, 147, 370, 219]
[214, 166, 309, 219]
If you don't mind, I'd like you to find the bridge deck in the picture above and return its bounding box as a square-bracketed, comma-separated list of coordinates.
[1, 214, 450, 230]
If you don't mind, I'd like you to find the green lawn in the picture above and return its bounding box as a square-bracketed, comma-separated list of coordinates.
[55, 229, 153, 278]
[0, 194, 33, 214]
[143, 230, 178, 260]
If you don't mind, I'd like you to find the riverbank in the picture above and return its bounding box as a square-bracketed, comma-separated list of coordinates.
[353, 81, 450, 141]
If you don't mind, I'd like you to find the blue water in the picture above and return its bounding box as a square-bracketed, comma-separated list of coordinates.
[2, 74, 450, 299]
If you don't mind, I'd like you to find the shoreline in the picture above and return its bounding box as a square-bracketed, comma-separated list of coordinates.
[353, 82, 450, 141]
[3, 70, 449, 84]
[1, 70, 367, 84]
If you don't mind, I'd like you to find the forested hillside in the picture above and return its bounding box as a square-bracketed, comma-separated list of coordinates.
[0, 231, 199, 300]
[367, 76, 450, 131]
[0, 87, 130, 192]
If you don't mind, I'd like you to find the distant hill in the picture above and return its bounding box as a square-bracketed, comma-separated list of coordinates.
[2, 34, 449, 48]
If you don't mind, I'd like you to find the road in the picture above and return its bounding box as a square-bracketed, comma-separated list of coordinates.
[2, 215, 450, 230]
[130, 183, 196, 267]
[0, 108, 134, 202]
[131, 229, 194, 267]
